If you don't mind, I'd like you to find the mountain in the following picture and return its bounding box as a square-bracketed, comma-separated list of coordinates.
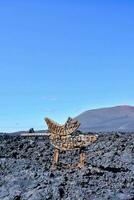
[75, 105, 134, 132]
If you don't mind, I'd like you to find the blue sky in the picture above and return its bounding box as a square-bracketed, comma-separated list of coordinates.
[0, 0, 134, 132]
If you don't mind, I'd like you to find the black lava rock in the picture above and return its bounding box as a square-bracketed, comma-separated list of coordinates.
[0, 133, 134, 200]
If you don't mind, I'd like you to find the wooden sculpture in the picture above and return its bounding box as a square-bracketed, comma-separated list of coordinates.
[45, 117, 98, 169]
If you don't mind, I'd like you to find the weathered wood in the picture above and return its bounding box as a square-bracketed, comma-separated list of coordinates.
[45, 117, 98, 169]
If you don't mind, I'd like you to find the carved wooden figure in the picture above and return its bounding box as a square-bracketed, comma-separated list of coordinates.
[45, 117, 98, 169]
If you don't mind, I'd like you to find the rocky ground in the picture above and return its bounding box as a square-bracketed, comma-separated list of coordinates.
[0, 133, 134, 200]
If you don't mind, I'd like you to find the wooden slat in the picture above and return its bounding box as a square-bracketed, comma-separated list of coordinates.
[21, 132, 50, 137]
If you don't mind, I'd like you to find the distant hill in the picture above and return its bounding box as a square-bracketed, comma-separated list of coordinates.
[75, 105, 134, 132]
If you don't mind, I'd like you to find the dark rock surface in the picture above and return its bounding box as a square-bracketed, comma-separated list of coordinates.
[0, 133, 134, 200]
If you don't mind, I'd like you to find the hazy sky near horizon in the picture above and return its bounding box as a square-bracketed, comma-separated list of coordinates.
[0, 0, 134, 132]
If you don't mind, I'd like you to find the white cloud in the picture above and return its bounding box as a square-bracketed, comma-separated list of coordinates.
[44, 108, 56, 113]
[43, 96, 57, 101]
